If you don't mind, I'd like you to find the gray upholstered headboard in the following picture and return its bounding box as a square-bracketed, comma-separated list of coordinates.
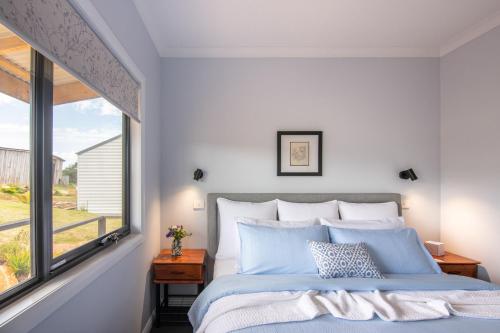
[206, 193, 402, 259]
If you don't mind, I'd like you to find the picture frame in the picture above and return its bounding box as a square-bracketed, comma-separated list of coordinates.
[277, 131, 322, 176]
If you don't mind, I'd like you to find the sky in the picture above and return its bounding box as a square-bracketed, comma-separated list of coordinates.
[0, 92, 122, 168]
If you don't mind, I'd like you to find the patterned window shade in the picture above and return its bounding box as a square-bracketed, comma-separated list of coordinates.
[0, 0, 140, 121]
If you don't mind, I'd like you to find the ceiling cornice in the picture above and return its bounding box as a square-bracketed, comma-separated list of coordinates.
[134, 2, 500, 59]
[440, 11, 500, 57]
[161, 47, 439, 58]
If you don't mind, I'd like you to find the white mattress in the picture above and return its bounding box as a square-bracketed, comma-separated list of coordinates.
[213, 258, 238, 279]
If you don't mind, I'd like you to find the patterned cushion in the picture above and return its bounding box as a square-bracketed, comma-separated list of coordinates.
[308, 241, 384, 279]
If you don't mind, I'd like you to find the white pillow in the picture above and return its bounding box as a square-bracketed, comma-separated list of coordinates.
[216, 198, 277, 259]
[320, 217, 405, 230]
[277, 199, 339, 221]
[338, 201, 398, 220]
[236, 217, 319, 228]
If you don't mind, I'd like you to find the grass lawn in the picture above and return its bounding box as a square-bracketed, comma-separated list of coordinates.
[0, 211, 122, 293]
[52, 217, 122, 257]
[0, 184, 123, 293]
[0, 200, 30, 223]
[53, 184, 77, 204]
[0, 185, 123, 257]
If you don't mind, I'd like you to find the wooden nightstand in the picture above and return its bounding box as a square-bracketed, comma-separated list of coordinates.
[432, 251, 480, 278]
[153, 249, 207, 327]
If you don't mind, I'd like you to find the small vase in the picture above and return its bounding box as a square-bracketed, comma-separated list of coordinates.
[171, 238, 182, 256]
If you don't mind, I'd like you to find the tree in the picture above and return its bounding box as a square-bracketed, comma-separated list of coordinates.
[63, 163, 77, 184]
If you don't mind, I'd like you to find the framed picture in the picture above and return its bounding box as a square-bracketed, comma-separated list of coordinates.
[277, 131, 322, 176]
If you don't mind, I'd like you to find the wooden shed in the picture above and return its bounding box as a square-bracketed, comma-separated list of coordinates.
[0, 147, 64, 186]
[76, 135, 122, 215]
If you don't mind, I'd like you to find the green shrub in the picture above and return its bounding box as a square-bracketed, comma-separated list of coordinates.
[0, 229, 31, 279]
[1, 185, 18, 194]
[1, 184, 27, 195]
[6, 249, 30, 278]
[62, 163, 78, 184]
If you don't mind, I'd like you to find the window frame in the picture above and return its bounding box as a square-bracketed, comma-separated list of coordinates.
[0, 50, 131, 308]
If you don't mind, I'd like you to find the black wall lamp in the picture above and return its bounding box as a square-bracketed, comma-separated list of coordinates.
[194, 168, 204, 181]
[399, 168, 418, 181]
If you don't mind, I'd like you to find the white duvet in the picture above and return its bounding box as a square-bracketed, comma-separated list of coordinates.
[196, 290, 500, 333]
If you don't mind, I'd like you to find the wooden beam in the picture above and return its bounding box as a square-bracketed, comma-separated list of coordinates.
[0, 55, 29, 82]
[0, 65, 99, 105]
[53, 81, 99, 105]
[0, 69, 29, 103]
[0, 36, 29, 54]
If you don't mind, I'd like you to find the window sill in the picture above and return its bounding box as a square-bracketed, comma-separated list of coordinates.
[0, 233, 144, 333]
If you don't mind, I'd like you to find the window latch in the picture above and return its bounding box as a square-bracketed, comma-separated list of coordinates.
[50, 259, 67, 271]
[100, 232, 120, 246]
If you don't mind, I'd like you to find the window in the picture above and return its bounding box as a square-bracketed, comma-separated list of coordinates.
[0, 25, 33, 299]
[51, 64, 127, 261]
[0, 23, 130, 306]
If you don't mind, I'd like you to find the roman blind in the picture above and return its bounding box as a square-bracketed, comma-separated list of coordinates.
[0, 0, 140, 121]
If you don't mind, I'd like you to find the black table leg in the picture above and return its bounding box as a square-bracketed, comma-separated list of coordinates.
[155, 283, 161, 327]
[198, 282, 204, 294]
[164, 283, 169, 309]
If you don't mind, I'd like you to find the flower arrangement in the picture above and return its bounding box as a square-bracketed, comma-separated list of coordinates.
[166, 225, 192, 256]
[166, 225, 192, 240]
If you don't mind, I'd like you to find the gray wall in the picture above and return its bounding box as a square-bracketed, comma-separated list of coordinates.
[30, 0, 161, 332]
[161, 58, 442, 249]
[441, 26, 500, 283]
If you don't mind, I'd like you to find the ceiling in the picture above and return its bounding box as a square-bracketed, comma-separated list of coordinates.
[133, 0, 500, 58]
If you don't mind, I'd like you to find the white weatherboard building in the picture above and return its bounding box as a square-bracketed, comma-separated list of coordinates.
[76, 135, 122, 215]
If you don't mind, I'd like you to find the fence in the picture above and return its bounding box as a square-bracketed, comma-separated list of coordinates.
[0, 216, 108, 236]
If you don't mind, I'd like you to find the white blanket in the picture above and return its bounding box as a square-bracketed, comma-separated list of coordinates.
[196, 290, 500, 333]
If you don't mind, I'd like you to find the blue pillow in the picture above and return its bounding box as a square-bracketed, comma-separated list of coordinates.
[328, 227, 441, 274]
[238, 223, 329, 274]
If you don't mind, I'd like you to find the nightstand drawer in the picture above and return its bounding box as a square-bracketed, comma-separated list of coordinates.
[440, 264, 477, 277]
[155, 264, 203, 281]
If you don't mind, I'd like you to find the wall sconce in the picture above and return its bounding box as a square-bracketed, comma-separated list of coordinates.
[399, 168, 418, 181]
[193, 168, 204, 181]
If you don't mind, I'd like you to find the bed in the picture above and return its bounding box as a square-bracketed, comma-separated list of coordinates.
[189, 193, 500, 333]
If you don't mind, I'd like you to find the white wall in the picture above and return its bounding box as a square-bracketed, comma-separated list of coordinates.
[29, 0, 162, 332]
[77, 135, 122, 215]
[441, 26, 500, 283]
[161, 58, 442, 250]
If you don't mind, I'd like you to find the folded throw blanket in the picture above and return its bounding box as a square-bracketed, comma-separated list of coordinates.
[197, 290, 500, 333]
